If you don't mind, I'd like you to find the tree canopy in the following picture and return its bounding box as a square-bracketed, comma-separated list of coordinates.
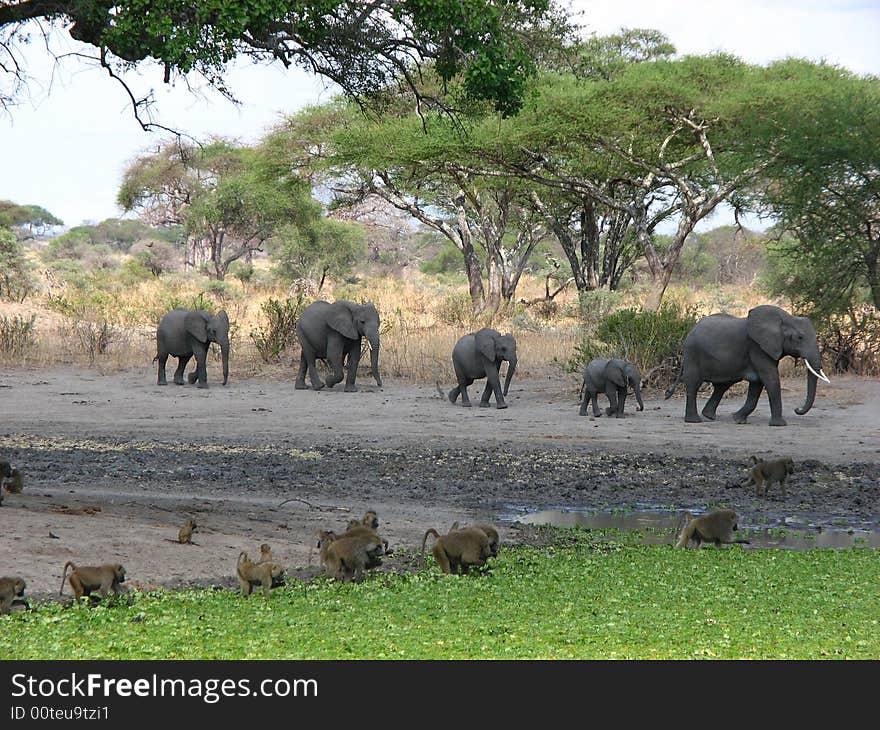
[0, 0, 568, 125]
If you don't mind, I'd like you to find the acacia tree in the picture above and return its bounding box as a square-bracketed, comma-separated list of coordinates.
[461, 55, 793, 309]
[0, 0, 563, 126]
[747, 62, 880, 313]
[119, 139, 323, 278]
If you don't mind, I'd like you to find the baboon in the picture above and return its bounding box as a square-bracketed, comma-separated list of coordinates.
[449, 521, 501, 557]
[674, 510, 751, 549]
[3, 468, 23, 494]
[0, 461, 11, 481]
[236, 552, 285, 598]
[259, 543, 273, 563]
[422, 526, 492, 574]
[317, 530, 384, 583]
[178, 518, 197, 544]
[0, 577, 29, 614]
[59, 562, 127, 601]
[343, 510, 390, 556]
[745, 456, 794, 498]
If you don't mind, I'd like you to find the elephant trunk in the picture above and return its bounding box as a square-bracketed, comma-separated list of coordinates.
[502, 357, 516, 396]
[633, 379, 644, 411]
[220, 342, 229, 386]
[794, 368, 817, 415]
[368, 334, 382, 388]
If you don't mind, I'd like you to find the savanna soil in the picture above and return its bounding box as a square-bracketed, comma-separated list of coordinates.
[1, 366, 878, 599]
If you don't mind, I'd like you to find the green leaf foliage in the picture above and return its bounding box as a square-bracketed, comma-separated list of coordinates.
[2, 536, 878, 659]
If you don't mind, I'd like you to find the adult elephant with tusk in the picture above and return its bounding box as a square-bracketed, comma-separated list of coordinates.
[448, 328, 517, 409]
[155, 308, 230, 388]
[665, 304, 829, 426]
[295, 300, 382, 392]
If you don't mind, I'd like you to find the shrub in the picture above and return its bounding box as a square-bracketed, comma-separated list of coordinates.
[74, 319, 118, 366]
[0, 227, 36, 302]
[250, 294, 308, 363]
[0, 313, 37, 356]
[435, 290, 474, 326]
[572, 302, 699, 385]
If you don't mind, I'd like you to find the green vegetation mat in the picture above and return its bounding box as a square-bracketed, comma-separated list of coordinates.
[2, 532, 878, 659]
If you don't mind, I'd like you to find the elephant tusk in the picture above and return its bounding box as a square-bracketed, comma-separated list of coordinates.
[805, 360, 831, 384]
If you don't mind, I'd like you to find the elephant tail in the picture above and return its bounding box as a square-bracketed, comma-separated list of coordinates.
[664, 370, 682, 399]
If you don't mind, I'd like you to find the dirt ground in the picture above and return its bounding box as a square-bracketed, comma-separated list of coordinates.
[1, 366, 878, 599]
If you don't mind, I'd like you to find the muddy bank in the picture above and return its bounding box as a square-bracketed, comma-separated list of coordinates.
[0, 368, 877, 597]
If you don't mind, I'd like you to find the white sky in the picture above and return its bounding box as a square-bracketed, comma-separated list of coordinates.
[0, 0, 878, 229]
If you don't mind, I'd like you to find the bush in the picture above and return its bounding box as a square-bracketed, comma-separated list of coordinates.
[572, 303, 699, 385]
[0, 227, 36, 302]
[435, 290, 474, 326]
[74, 319, 119, 366]
[420, 241, 466, 275]
[250, 294, 308, 364]
[0, 313, 37, 356]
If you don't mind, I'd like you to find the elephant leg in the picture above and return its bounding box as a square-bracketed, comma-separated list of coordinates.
[615, 388, 627, 418]
[174, 354, 192, 385]
[190, 345, 208, 388]
[761, 369, 787, 426]
[485, 364, 507, 409]
[343, 344, 361, 392]
[732, 381, 763, 424]
[451, 361, 473, 406]
[578, 389, 589, 416]
[701, 381, 735, 420]
[294, 350, 310, 390]
[324, 337, 346, 388]
[684, 376, 703, 423]
[590, 393, 602, 417]
[604, 383, 618, 417]
[479, 380, 494, 407]
[157, 354, 169, 385]
[300, 342, 325, 390]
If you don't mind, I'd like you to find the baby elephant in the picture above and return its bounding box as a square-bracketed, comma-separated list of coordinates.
[448, 328, 517, 409]
[579, 358, 644, 417]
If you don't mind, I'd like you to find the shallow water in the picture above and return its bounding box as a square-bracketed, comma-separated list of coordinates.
[514, 507, 880, 550]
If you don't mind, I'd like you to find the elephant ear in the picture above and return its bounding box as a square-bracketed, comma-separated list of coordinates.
[605, 361, 626, 387]
[328, 304, 359, 340]
[747, 306, 783, 360]
[475, 329, 496, 361]
[185, 311, 210, 343]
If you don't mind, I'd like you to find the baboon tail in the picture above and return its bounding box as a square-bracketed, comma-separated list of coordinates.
[59, 561, 74, 596]
[420, 528, 441, 563]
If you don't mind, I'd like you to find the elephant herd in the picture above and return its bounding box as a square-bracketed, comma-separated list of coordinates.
[155, 301, 830, 426]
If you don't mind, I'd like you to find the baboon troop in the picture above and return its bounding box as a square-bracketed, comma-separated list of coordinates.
[745, 456, 794, 498]
[59, 562, 127, 602]
[675, 509, 751, 549]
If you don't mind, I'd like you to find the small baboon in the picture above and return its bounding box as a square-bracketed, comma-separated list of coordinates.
[258, 543, 273, 563]
[317, 530, 384, 583]
[59, 562, 127, 601]
[745, 456, 794, 498]
[451, 522, 500, 557]
[422, 526, 492, 574]
[3, 468, 23, 494]
[237, 552, 284, 598]
[674, 510, 751, 549]
[178, 518, 197, 544]
[0, 576, 29, 614]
